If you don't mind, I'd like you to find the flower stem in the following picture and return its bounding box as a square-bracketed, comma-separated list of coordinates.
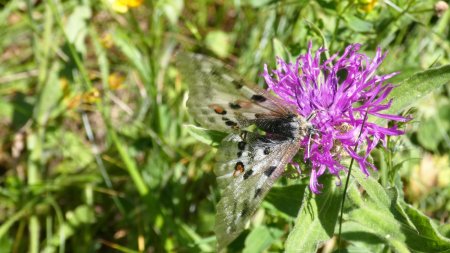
[337, 109, 369, 251]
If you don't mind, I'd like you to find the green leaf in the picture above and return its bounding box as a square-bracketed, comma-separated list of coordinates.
[439, 223, 450, 238]
[272, 38, 291, 61]
[110, 131, 149, 196]
[265, 184, 307, 217]
[179, 223, 214, 252]
[351, 169, 390, 207]
[64, 5, 91, 55]
[417, 118, 441, 151]
[285, 175, 343, 252]
[113, 29, 152, 88]
[185, 124, 227, 147]
[160, 0, 183, 25]
[45, 129, 95, 172]
[0, 235, 12, 253]
[345, 198, 409, 253]
[34, 63, 62, 125]
[348, 169, 410, 252]
[344, 15, 373, 33]
[235, 0, 275, 8]
[205, 30, 231, 58]
[344, 169, 450, 252]
[243, 226, 283, 253]
[379, 64, 450, 121]
[41, 205, 96, 253]
[400, 202, 450, 252]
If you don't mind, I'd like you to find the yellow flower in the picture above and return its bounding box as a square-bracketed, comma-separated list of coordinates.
[360, 0, 377, 12]
[66, 89, 101, 109]
[120, 0, 143, 8]
[109, 0, 143, 13]
[108, 72, 125, 90]
[82, 88, 101, 104]
[100, 33, 114, 49]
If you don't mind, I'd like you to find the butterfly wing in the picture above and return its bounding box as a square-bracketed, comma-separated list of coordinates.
[177, 52, 306, 249]
[176, 52, 294, 132]
[214, 132, 301, 249]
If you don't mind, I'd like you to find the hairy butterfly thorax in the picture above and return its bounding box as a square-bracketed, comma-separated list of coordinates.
[176, 52, 310, 249]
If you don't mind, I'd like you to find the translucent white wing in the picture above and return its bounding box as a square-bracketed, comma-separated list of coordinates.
[214, 132, 301, 249]
[177, 52, 308, 249]
[176, 52, 295, 132]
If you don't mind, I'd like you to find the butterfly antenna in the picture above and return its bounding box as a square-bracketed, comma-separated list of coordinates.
[306, 132, 313, 159]
[306, 110, 321, 122]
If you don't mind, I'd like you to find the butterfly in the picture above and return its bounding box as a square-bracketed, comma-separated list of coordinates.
[177, 52, 312, 249]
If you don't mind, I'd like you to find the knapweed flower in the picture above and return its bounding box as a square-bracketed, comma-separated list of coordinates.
[263, 43, 408, 193]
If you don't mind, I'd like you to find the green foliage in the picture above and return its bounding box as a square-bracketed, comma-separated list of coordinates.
[383, 65, 450, 119]
[341, 169, 450, 253]
[285, 176, 343, 252]
[0, 0, 449, 252]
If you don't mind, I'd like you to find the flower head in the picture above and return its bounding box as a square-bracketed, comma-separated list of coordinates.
[263, 42, 408, 193]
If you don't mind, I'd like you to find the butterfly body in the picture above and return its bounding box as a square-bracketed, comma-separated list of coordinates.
[177, 52, 310, 249]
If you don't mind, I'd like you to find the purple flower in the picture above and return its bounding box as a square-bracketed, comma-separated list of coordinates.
[263, 42, 409, 193]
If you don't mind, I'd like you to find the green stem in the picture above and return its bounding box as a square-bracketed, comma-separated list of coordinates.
[337, 109, 369, 251]
[329, 2, 352, 51]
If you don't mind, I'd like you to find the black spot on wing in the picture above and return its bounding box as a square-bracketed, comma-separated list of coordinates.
[241, 201, 249, 217]
[254, 188, 262, 199]
[229, 102, 241, 109]
[251, 94, 267, 102]
[238, 141, 246, 150]
[263, 147, 270, 155]
[264, 166, 277, 177]
[243, 169, 253, 180]
[237, 151, 242, 158]
[209, 104, 227, 115]
[225, 120, 237, 126]
[211, 68, 220, 77]
[232, 79, 243, 89]
[234, 161, 245, 172]
[258, 137, 273, 143]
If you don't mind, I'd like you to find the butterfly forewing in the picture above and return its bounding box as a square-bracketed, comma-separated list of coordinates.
[176, 53, 292, 132]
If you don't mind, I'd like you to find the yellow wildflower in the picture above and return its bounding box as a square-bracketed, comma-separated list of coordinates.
[108, 72, 125, 90]
[109, 0, 143, 13]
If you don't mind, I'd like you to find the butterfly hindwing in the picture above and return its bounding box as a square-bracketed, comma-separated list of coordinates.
[214, 132, 301, 249]
[176, 52, 292, 133]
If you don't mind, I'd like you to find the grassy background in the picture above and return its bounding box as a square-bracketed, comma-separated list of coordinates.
[0, 0, 449, 252]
